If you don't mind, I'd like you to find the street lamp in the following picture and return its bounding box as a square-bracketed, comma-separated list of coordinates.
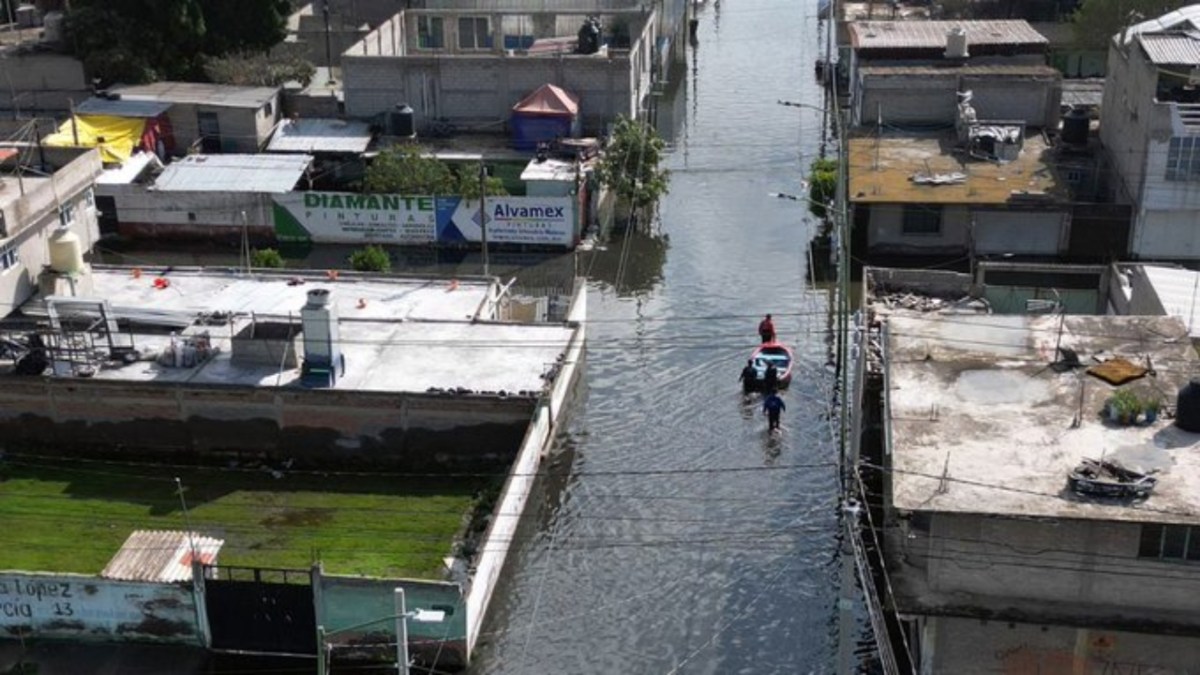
[315, 588, 446, 675]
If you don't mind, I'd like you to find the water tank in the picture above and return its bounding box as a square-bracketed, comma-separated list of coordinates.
[577, 17, 601, 55]
[15, 4, 40, 29]
[41, 11, 64, 44]
[944, 27, 969, 59]
[390, 104, 415, 138]
[1177, 379, 1200, 432]
[48, 228, 85, 274]
[1062, 106, 1090, 146]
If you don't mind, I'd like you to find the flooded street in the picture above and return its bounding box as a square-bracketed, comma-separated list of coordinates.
[471, 0, 843, 672]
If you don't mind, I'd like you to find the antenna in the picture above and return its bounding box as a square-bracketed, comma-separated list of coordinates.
[175, 477, 200, 568]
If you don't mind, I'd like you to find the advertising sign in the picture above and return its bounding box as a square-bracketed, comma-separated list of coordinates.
[273, 192, 576, 247]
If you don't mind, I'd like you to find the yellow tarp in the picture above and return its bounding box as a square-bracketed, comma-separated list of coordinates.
[44, 114, 145, 164]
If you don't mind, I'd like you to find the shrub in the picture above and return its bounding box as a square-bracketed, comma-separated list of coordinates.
[349, 245, 391, 273]
[251, 248, 285, 269]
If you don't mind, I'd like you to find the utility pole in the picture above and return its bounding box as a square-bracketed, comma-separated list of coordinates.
[322, 0, 335, 78]
[479, 161, 489, 276]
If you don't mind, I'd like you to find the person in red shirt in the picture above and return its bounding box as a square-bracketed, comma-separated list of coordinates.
[758, 314, 775, 343]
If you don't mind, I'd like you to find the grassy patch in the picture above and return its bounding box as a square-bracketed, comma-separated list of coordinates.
[0, 458, 493, 579]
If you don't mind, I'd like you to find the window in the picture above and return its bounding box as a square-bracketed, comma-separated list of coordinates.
[901, 205, 941, 236]
[1139, 524, 1200, 561]
[457, 17, 490, 50]
[0, 243, 17, 271]
[58, 202, 75, 228]
[418, 16, 445, 49]
[261, 101, 274, 118]
[84, 188, 95, 208]
[1166, 136, 1200, 181]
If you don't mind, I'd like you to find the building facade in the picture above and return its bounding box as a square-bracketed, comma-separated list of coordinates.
[1100, 6, 1200, 260]
[342, 9, 658, 132]
[109, 82, 282, 155]
[0, 145, 102, 319]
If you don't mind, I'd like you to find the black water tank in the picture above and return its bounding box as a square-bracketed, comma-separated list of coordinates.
[390, 104, 415, 138]
[1176, 378, 1200, 432]
[577, 17, 601, 55]
[1062, 107, 1089, 146]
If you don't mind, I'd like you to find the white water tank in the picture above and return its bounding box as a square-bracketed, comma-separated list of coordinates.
[48, 228, 85, 274]
[945, 27, 969, 59]
[300, 288, 341, 366]
[42, 12, 64, 44]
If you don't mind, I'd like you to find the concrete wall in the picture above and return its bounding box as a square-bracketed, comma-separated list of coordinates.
[0, 572, 200, 644]
[926, 615, 1200, 674]
[0, 52, 90, 115]
[318, 574, 467, 668]
[0, 377, 536, 469]
[973, 209, 1066, 255]
[98, 185, 275, 242]
[1130, 138, 1200, 259]
[466, 280, 584, 655]
[164, 97, 281, 155]
[343, 10, 655, 131]
[904, 512, 1200, 628]
[0, 148, 102, 319]
[865, 204, 970, 254]
[856, 70, 1060, 129]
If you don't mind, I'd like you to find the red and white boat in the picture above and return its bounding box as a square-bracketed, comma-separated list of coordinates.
[750, 341, 793, 389]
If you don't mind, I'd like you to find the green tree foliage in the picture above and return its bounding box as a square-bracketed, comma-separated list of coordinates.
[66, 0, 289, 84]
[808, 157, 839, 220]
[1071, 0, 1188, 50]
[595, 116, 670, 212]
[199, 0, 290, 54]
[364, 146, 508, 196]
[349, 245, 391, 273]
[250, 248, 285, 269]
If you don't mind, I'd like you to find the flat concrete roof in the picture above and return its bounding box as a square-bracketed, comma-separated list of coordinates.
[112, 82, 279, 108]
[884, 311, 1200, 524]
[848, 20, 1048, 50]
[26, 267, 495, 325]
[848, 132, 1066, 205]
[14, 268, 573, 397]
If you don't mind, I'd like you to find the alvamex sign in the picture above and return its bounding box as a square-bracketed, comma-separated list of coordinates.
[274, 191, 576, 247]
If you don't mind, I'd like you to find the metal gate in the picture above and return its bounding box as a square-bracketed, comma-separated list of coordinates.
[204, 565, 316, 655]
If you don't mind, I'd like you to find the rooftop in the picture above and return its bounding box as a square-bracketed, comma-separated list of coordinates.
[75, 97, 173, 118]
[882, 310, 1200, 524]
[1123, 264, 1200, 338]
[1062, 78, 1105, 108]
[847, 19, 1048, 51]
[521, 158, 578, 182]
[1122, 5, 1200, 45]
[847, 132, 1066, 205]
[266, 118, 372, 154]
[100, 530, 224, 583]
[1136, 32, 1200, 65]
[14, 267, 573, 397]
[110, 82, 278, 108]
[151, 154, 312, 194]
[858, 63, 1059, 77]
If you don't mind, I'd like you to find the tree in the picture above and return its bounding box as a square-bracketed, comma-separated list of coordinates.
[251, 248, 285, 268]
[349, 245, 391, 273]
[1071, 0, 1187, 50]
[66, 0, 289, 85]
[364, 146, 457, 195]
[595, 116, 670, 214]
[808, 157, 839, 221]
[199, 0, 290, 54]
[454, 169, 509, 199]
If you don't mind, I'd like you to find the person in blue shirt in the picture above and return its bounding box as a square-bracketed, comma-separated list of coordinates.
[762, 392, 786, 431]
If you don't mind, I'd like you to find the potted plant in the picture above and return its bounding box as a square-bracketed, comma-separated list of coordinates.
[1141, 395, 1161, 424]
[1105, 389, 1140, 426]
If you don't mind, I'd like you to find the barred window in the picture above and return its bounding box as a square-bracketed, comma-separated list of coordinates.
[1166, 137, 1200, 181]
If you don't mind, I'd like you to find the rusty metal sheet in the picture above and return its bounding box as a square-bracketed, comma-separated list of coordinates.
[102, 530, 223, 584]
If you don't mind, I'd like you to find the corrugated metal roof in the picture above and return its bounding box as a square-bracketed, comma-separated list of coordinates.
[1062, 79, 1105, 108]
[266, 118, 372, 154]
[101, 530, 224, 583]
[1136, 32, 1200, 65]
[848, 20, 1048, 50]
[859, 64, 1059, 76]
[76, 97, 173, 118]
[111, 82, 278, 108]
[152, 154, 312, 193]
[1122, 6, 1200, 44]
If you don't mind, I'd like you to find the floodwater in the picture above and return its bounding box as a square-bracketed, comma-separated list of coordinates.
[468, 0, 844, 672]
[91, 1, 846, 671]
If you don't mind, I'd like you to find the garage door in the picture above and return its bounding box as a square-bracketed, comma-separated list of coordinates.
[974, 211, 1064, 255]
